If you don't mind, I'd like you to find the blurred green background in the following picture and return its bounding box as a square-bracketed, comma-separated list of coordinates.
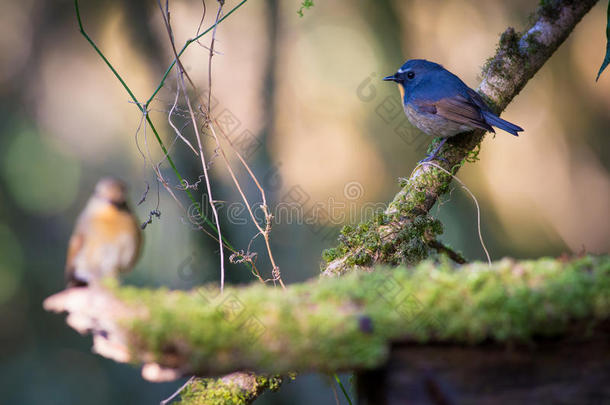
[0, 0, 608, 403]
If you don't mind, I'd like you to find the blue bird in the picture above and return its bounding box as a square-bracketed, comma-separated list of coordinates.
[383, 59, 523, 161]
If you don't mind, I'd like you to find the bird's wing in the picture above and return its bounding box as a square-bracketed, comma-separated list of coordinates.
[416, 95, 494, 133]
[466, 88, 523, 136]
[465, 88, 494, 113]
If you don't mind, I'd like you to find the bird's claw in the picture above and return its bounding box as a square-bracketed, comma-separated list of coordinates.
[419, 138, 448, 165]
[418, 155, 435, 164]
[418, 153, 448, 165]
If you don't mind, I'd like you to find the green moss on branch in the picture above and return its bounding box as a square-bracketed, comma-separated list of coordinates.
[104, 256, 610, 376]
[179, 373, 285, 405]
[321, 210, 443, 271]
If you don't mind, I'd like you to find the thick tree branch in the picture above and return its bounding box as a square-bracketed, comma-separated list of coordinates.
[322, 0, 599, 277]
[43, 256, 609, 379]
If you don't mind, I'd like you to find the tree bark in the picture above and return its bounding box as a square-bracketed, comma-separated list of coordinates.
[357, 336, 610, 405]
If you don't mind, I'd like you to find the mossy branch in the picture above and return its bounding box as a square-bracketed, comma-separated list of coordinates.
[43, 256, 609, 379]
[177, 373, 286, 405]
[321, 0, 599, 277]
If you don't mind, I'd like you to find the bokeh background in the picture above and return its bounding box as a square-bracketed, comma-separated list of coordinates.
[1, 0, 609, 403]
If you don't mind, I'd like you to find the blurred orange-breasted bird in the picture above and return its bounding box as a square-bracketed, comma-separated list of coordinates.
[65, 178, 142, 287]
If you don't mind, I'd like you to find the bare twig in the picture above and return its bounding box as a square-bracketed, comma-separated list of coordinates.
[168, 75, 199, 155]
[416, 161, 490, 266]
[157, 0, 285, 289]
[157, 0, 226, 292]
[160, 376, 194, 405]
[206, 122, 286, 289]
[200, 0, 286, 288]
[427, 240, 467, 265]
[206, 2, 223, 114]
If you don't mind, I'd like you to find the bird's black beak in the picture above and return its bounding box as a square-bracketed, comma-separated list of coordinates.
[383, 74, 399, 82]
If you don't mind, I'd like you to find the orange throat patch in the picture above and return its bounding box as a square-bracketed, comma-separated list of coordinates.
[397, 83, 405, 102]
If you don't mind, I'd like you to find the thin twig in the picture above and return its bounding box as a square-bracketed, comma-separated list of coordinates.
[146, 0, 249, 106]
[427, 240, 468, 265]
[157, 0, 226, 292]
[160, 376, 194, 405]
[333, 373, 353, 405]
[158, 0, 285, 289]
[168, 74, 199, 155]
[209, 119, 286, 288]
[331, 383, 340, 405]
[413, 161, 491, 266]
[195, 0, 207, 40]
[206, 2, 223, 114]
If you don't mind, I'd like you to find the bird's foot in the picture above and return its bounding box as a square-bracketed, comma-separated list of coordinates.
[418, 155, 448, 165]
[419, 138, 448, 164]
[418, 154, 436, 164]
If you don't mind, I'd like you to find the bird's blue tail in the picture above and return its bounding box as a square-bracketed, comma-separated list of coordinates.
[482, 111, 523, 136]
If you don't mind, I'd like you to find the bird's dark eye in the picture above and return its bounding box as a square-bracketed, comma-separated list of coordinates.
[407, 71, 415, 80]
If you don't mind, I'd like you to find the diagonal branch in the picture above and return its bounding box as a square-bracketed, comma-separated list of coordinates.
[322, 0, 599, 277]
